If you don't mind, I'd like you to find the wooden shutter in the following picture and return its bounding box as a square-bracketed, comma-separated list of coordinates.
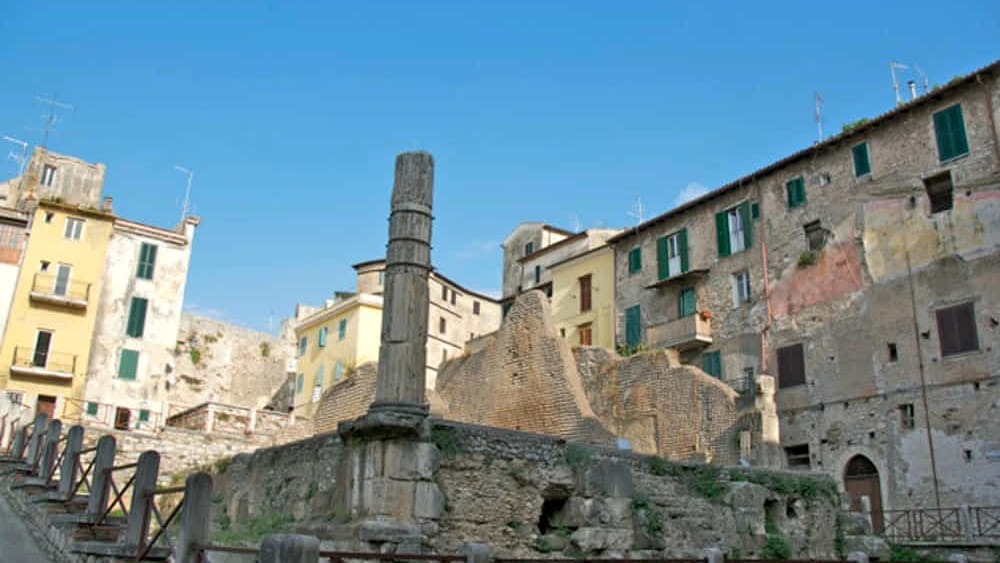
[678, 287, 696, 318]
[678, 228, 689, 273]
[656, 236, 669, 280]
[701, 351, 721, 379]
[777, 344, 806, 388]
[318, 327, 327, 347]
[339, 319, 347, 339]
[740, 203, 753, 248]
[118, 349, 139, 380]
[852, 142, 871, 176]
[934, 105, 969, 162]
[625, 305, 641, 347]
[86, 402, 98, 415]
[937, 303, 978, 356]
[629, 247, 641, 273]
[715, 212, 730, 257]
[579, 275, 592, 312]
[126, 297, 148, 338]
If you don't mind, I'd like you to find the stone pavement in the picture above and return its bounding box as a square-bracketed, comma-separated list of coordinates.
[0, 491, 53, 562]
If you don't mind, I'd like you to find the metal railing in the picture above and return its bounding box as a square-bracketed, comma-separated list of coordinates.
[30, 272, 91, 302]
[882, 506, 1000, 541]
[137, 485, 186, 561]
[12, 346, 77, 375]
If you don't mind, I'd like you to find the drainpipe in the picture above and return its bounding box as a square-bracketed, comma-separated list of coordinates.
[756, 176, 773, 372]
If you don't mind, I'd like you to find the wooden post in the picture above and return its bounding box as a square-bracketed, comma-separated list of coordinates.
[123, 450, 160, 554]
[176, 472, 212, 563]
[57, 425, 84, 497]
[38, 418, 62, 478]
[85, 435, 116, 522]
[25, 412, 49, 467]
[10, 426, 27, 460]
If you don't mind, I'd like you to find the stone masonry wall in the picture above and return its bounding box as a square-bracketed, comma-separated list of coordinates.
[313, 362, 378, 434]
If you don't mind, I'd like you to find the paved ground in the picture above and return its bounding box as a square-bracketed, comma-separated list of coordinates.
[0, 492, 53, 562]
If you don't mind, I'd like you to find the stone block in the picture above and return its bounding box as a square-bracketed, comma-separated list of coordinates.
[576, 460, 633, 498]
[357, 519, 421, 543]
[368, 478, 415, 517]
[844, 535, 890, 560]
[413, 481, 445, 519]
[384, 441, 437, 480]
[570, 527, 632, 552]
[550, 497, 594, 528]
[602, 497, 632, 527]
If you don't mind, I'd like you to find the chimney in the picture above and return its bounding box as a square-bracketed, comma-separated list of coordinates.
[908, 80, 918, 101]
[101, 196, 113, 213]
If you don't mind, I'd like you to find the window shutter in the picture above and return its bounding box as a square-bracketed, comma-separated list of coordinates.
[949, 105, 969, 158]
[678, 228, 689, 273]
[701, 351, 721, 379]
[339, 319, 347, 339]
[86, 402, 98, 415]
[656, 237, 669, 280]
[629, 247, 641, 273]
[118, 349, 139, 380]
[777, 344, 806, 388]
[751, 202, 760, 220]
[625, 305, 641, 347]
[740, 203, 753, 248]
[319, 327, 327, 347]
[126, 298, 148, 338]
[715, 212, 730, 257]
[853, 143, 871, 176]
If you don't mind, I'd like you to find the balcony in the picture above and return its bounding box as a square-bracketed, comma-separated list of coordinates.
[647, 314, 712, 350]
[29, 273, 91, 308]
[10, 346, 77, 379]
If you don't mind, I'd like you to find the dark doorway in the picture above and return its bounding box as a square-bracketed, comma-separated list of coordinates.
[35, 395, 56, 419]
[844, 455, 883, 533]
[114, 407, 131, 430]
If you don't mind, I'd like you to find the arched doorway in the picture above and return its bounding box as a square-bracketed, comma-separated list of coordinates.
[844, 455, 883, 533]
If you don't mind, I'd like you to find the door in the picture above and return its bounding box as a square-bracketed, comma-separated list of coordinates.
[114, 407, 131, 430]
[33, 331, 53, 368]
[35, 395, 56, 419]
[667, 234, 681, 276]
[53, 264, 71, 296]
[844, 455, 884, 533]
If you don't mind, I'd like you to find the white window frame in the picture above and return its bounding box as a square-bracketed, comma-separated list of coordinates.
[41, 165, 56, 187]
[727, 208, 745, 253]
[53, 263, 72, 296]
[732, 270, 751, 306]
[64, 217, 85, 241]
[666, 233, 681, 275]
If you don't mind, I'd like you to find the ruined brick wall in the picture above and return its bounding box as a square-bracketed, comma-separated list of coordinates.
[312, 362, 378, 434]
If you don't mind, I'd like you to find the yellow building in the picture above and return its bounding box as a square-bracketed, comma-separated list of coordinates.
[549, 244, 615, 349]
[292, 293, 384, 417]
[0, 199, 113, 419]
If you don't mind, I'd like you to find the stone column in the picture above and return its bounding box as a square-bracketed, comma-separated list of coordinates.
[370, 151, 434, 415]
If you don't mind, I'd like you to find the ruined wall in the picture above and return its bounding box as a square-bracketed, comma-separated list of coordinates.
[209, 420, 844, 559]
[313, 362, 378, 434]
[15, 147, 105, 207]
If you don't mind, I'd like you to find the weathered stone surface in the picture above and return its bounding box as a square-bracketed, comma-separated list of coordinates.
[357, 520, 421, 543]
[384, 441, 436, 481]
[413, 481, 445, 520]
[844, 535, 890, 560]
[576, 460, 633, 498]
[570, 527, 632, 552]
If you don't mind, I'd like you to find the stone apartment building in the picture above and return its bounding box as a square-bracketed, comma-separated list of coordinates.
[610, 60, 1000, 518]
[291, 259, 500, 417]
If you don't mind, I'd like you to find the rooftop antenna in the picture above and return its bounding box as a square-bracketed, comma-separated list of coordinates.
[913, 64, 930, 94]
[814, 92, 825, 142]
[890, 61, 910, 104]
[570, 214, 582, 232]
[627, 195, 644, 227]
[173, 165, 193, 221]
[3, 136, 29, 175]
[34, 95, 73, 148]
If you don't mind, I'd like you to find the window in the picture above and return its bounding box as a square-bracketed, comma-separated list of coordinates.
[439, 317, 446, 334]
[898, 404, 915, 430]
[138, 409, 150, 422]
[628, 247, 642, 274]
[701, 351, 722, 379]
[804, 221, 825, 251]
[338, 319, 347, 340]
[936, 302, 979, 357]
[43, 212, 54, 223]
[742, 367, 755, 393]
[923, 171, 954, 213]
[524, 241, 534, 256]
[624, 305, 641, 347]
[126, 297, 148, 338]
[785, 444, 810, 468]
[136, 243, 157, 280]
[450, 290, 457, 306]
[887, 343, 898, 362]
[678, 287, 696, 318]
[715, 202, 752, 257]
[502, 302, 513, 318]
[578, 323, 592, 346]
[114, 408, 130, 430]
[5, 390, 24, 406]
[378, 270, 384, 286]
[657, 229, 688, 280]
[732, 270, 751, 306]
[786, 176, 807, 208]
[933, 104, 969, 162]
[441, 285, 448, 300]
[0, 224, 23, 250]
[534, 265, 541, 284]
[441, 349, 447, 364]
[86, 402, 98, 416]
[579, 274, 592, 312]
[41, 165, 56, 187]
[33, 330, 53, 368]
[118, 349, 139, 380]
[473, 301, 480, 315]
[852, 142, 871, 177]
[64, 217, 84, 240]
[53, 263, 71, 296]
[545, 284, 552, 298]
[315, 365, 325, 387]
[318, 326, 328, 347]
[777, 343, 806, 388]
[296, 373, 304, 393]
[39, 260, 50, 272]
[334, 359, 343, 381]
[298, 337, 307, 356]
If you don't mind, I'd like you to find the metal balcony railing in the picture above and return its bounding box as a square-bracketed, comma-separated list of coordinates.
[30, 272, 91, 305]
[647, 314, 712, 350]
[11, 346, 77, 377]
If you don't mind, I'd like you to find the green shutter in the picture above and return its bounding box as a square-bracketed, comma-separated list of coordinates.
[625, 305, 641, 347]
[751, 202, 760, 220]
[934, 104, 969, 162]
[628, 247, 641, 274]
[139, 409, 149, 422]
[318, 327, 327, 347]
[126, 297, 148, 338]
[118, 349, 139, 380]
[740, 202, 753, 249]
[136, 243, 157, 279]
[715, 211, 730, 257]
[678, 228, 689, 273]
[339, 319, 347, 339]
[787, 177, 806, 208]
[656, 237, 669, 280]
[701, 351, 722, 379]
[678, 287, 696, 318]
[86, 402, 98, 415]
[299, 337, 307, 356]
[296, 373, 303, 393]
[852, 142, 871, 177]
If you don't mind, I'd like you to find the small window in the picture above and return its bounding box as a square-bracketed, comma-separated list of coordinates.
[334, 359, 343, 381]
[118, 349, 139, 380]
[138, 409, 150, 422]
[439, 317, 446, 334]
[545, 284, 552, 298]
[298, 337, 307, 356]
[701, 351, 722, 379]
[41, 165, 56, 187]
[296, 373, 304, 393]
[473, 301, 480, 315]
[318, 326, 328, 347]
[923, 171, 954, 213]
[579, 274, 592, 312]
[578, 323, 592, 346]
[628, 247, 642, 274]
[678, 287, 696, 318]
[936, 302, 979, 356]
[899, 404, 915, 430]
[777, 343, 806, 388]
[86, 402, 98, 416]
[933, 104, 969, 162]
[450, 291, 457, 306]
[524, 241, 534, 256]
[732, 270, 751, 306]
[741, 367, 755, 393]
[534, 265, 541, 284]
[43, 212, 54, 223]
[852, 142, 871, 177]
[338, 319, 347, 340]
[64, 217, 85, 240]
[39, 260, 50, 272]
[32, 330, 52, 368]
[716, 203, 751, 257]
[441, 285, 448, 300]
[315, 365, 325, 387]
[804, 221, 825, 251]
[136, 243, 157, 280]
[378, 270, 384, 286]
[786, 176, 807, 208]
[888, 343, 898, 362]
[785, 444, 810, 468]
[125, 297, 148, 338]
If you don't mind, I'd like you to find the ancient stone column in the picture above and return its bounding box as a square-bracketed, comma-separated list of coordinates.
[370, 151, 434, 415]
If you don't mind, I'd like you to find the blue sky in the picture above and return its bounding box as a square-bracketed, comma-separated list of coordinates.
[1, 2, 996, 332]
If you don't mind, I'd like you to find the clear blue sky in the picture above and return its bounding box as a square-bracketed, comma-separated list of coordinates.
[1, 2, 996, 332]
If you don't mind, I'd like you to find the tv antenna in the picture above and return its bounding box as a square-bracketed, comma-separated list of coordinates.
[3, 136, 29, 175]
[173, 165, 194, 221]
[814, 92, 825, 142]
[34, 95, 73, 147]
[890, 61, 910, 104]
[627, 196, 644, 226]
[570, 214, 582, 232]
[913, 64, 930, 94]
